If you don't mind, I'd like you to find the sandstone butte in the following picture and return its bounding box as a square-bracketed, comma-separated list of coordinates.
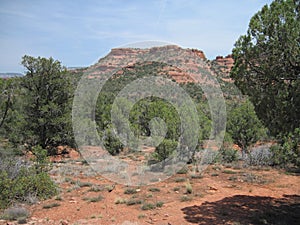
[84, 45, 234, 84]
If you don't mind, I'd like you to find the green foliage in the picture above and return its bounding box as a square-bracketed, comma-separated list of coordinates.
[0, 79, 14, 130]
[153, 139, 178, 162]
[21, 55, 74, 151]
[141, 202, 156, 210]
[231, 0, 300, 137]
[42, 202, 61, 209]
[227, 100, 266, 156]
[0, 152, 57, 209]
[148, 187, 160, 192]
[102, 126, 123, 155]
[219, 148, 239, 163]
[271, 128, 300, 167]
[0, 207, 29, 221]
[124, 188, 137, 194]
[0, 78, 26, 145]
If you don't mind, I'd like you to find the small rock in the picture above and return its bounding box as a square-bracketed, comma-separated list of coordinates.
[69, 200, 77, 203]
[60, 220, 69, 225]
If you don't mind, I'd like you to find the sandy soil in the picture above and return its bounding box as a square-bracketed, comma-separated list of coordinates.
[1, 152, 299, 225]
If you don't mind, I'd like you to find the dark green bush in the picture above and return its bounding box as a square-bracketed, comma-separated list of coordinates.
[153, 139, 178, 162]
[271, 128, 300, 168]
[0, 147, 57, 209]
[219, 148, 239, 163]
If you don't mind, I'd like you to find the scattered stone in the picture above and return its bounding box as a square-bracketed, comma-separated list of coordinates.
[60, 220, 69, 225]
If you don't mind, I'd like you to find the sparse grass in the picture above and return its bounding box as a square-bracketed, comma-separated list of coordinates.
[177, 166, 189, 174]
[175, 177, 186, 183]
[211, 173, 219, 176]
[190, 174, 203, 179]
[228, 175, 238, 181]
[194, 192, 204, 198]
[126, 199, 142, 206]
[77, 181, 93, 187]
[114, 197, 127, 204]
[185, 180, 193, 194]
[146, 193, 153, 198]
[223, 169, 238, 174]
[124, 188, 137, 194]
[0, 207, 29, 221]
[82, 194, 103, 203]
[156, 201, 164, 208]
[141, 202, 156, 210]
[138, 214, 146, 219]
[150, 178, 160, 182]
[42, 202, 60, 209]
[180, 195, 193, 202]
[242, 173, 269, 184]
[173, 187, 180, 191]
[105, 185, 115, 192]
[148, 187, 160, 192]
[54, 195, 63, 201]
[88, 185, 103, 192]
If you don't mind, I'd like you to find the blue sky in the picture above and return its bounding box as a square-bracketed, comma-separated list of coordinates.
[0, 0, 273, 73]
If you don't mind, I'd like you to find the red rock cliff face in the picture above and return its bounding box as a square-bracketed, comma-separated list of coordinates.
[85, 45, 236, 86]
[90, 45, 210, 84]
[215, 54, 234, 74]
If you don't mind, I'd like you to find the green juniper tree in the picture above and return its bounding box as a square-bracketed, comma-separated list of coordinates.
[21, 55, 74, 152]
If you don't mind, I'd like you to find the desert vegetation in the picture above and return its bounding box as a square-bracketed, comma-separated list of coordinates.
[0, 0, 299, 224]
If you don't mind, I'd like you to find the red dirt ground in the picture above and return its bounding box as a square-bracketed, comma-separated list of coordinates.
[1, 154, 299, 225]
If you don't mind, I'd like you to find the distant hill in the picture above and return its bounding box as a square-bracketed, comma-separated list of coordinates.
[0, 72, 24, 79]
[71, 45, 240, 100]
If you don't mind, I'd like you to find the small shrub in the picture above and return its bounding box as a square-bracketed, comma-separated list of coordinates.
[153, 139, 178, 162]
[173, 187, 180, 191]
[1, 207, 29, 221]
[146, 193, 153, 198]
[138, 214, 146, 219]
[190, 174, 203, 179]
[246, 146, 273, 166]
[17, 217, 27, 224]
[180, 195, 192, 202]
[141, 202, 156, 210]
[114, 197, 127, 204]
[54, 196, 63, 201]
[124, 188, 137, 194]
[228, 175, 238, 181]
[42, 202, 60, 209]
[126, 199, 142, 206]
[185, 181, 193, 194]
[175, 177, 186, 183]
[88, 185, 103, 192]
[77, 181, 93, 187]
[148, 187, 160, 192]
[223, 169, 237, 174]
[219, 148, 239, 163]
[177, 166, 189, 174]
[269, 129, 300, 167]
[85, 194, 103, 203]
[156, 201, 164, 207]
[0, 156, 57, 209]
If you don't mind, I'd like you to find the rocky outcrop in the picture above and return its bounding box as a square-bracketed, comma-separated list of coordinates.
[215, 54, 234, 74]
[84, 45, 228, 85]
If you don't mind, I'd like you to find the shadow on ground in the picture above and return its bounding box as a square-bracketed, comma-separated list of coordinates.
[181, 194, 300, 225]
